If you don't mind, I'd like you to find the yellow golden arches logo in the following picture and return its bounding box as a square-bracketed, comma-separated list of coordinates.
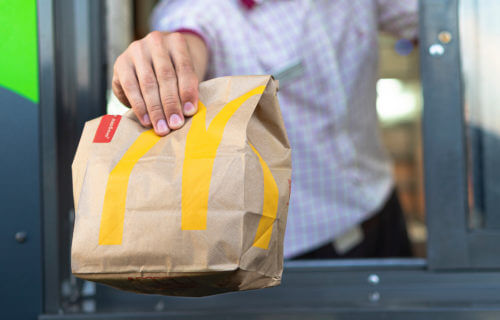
[98, 130, 161, 245]
[98, 85, 279, 249]
[248, 142, 279, 249]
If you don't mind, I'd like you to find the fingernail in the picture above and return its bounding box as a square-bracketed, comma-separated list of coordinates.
[157, 119, 169, 134]
[143, 114, 151, 125]
[183, 102, 197, 115]
[169, 114, 183, 128]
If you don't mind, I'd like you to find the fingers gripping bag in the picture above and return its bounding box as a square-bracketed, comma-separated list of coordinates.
[71, 75, 292, 296]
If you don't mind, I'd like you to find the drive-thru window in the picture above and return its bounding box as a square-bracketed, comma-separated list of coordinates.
[2, 0, 500, 319]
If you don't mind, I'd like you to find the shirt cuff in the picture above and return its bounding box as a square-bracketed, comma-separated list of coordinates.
[173, 28, 209, 50]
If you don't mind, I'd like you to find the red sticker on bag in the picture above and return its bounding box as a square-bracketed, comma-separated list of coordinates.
[93, 115, 122, 143]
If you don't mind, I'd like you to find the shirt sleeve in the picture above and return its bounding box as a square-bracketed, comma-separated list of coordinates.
[150, 0, 220, 50]
[377, 0, 419, 39]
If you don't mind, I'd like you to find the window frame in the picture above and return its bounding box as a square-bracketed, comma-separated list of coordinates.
[421, 0, 500, 270]
[36, 0, 500, 318]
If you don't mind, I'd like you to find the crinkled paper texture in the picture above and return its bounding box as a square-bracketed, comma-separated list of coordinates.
[71, 75, 292, 296]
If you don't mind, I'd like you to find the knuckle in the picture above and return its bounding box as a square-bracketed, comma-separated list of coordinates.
[168, 32, 185, 44]
[147, 30, 161, 39]
[146, 30, 162, 40]
[128, 40, 141, 52]
[130, 99, 146, 110]
[147, 104, 164, 117]
[113, 55, 125, 72]
[122, 80, 137, 92]
[158, 66, 177, 81]
[162, 94, 180, 112]
[146, 31, 163, 46]
[140, 74, 158, 89]
[178, 60, 194, 74]
[181, 75, 198, 97]
[180, 86, 196, 101]
[132, 107, 145, 118]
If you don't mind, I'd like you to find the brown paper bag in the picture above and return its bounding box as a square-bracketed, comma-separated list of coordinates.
[71, 75, 292, 296]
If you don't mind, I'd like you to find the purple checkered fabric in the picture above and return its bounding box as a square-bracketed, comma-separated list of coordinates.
[151, 0, 418, 258]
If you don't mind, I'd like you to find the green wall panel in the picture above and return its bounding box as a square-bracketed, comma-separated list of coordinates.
[0, 0, 39, 103]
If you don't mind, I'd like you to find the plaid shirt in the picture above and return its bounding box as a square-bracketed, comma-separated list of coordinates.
[152, 0, 418, 258]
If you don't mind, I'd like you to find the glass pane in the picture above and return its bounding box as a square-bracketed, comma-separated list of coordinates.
[460, 0, 500, 229]
[378, 34, 425, 257]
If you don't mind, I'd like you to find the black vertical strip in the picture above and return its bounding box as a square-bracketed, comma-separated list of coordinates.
[54, 0, 107, 309]
[420, 0, 469, 269]
[38, 0, 61, 314]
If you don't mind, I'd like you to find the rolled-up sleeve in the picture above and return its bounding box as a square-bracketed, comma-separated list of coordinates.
[377, 0, 419, 39]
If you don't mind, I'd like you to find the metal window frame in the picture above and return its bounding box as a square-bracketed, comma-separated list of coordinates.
[37, 0, 500, 319]
[39, 259, 500, 319]
[38, 0, 107, 315]
[422, 0, 500, 270]
[38, 0, 60, 314]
